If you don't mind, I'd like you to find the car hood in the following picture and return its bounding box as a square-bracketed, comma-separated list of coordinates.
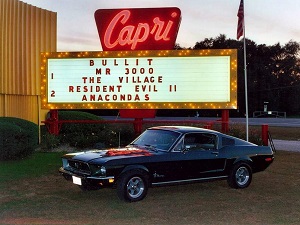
[62, 147, 156, 163]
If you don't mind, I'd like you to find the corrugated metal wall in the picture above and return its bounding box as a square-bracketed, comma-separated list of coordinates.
[0, 0, 57, 124]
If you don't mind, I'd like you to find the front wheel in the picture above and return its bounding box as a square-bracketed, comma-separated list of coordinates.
[227, 162, 252, 189]
[117, 170, 149, 202]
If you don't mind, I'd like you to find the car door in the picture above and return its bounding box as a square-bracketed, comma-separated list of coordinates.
[173, 132, 227, 180]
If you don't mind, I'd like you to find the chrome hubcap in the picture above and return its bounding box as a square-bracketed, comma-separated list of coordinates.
[127, 177, 144, 198]
[235, 166, 249, 186]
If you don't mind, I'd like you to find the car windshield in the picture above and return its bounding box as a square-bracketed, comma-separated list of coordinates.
[130, 129, 181, 151]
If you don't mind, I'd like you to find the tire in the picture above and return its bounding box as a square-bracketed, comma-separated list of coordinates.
[117, 170, 149, 202]
[227, 162, 252, 189]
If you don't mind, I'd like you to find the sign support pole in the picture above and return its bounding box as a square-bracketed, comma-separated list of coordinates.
[221, 109, 229, 133]
[48, 109, 59, 135]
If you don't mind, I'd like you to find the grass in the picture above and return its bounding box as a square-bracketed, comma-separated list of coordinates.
[268, 126, 300, 140]
[0, 152, 62, 182]
[0, 150, 300, 225]
[0, 126, 299, 224]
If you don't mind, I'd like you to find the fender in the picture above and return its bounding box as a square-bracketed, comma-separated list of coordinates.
[233, 156, 253, 167]
[224, 156, 253, 173]
[120, 164, 149, 175]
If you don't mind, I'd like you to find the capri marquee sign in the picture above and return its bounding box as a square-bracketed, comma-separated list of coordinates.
[41, 49, 237, 110]
[40, 7, 237, 110]
[94, 7, 182, 51]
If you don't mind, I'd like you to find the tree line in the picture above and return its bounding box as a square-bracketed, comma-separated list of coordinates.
[175, 34, 300, 117]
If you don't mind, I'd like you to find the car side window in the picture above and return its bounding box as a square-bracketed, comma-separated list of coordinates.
[172, 138, 184, 152]
[183, 133, 217, 151]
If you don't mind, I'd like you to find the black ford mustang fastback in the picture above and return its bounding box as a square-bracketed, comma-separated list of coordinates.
[59, 126, 274, 202]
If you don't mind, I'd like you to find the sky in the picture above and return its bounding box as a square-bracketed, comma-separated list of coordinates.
[21, 0, 300, 52]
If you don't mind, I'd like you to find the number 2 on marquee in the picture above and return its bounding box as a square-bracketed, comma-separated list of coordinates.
[51, 90, 55, 97]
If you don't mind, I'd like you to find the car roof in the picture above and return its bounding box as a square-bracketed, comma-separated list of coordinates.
[147, 126, 221, 135]
[147, 126, 255, 146]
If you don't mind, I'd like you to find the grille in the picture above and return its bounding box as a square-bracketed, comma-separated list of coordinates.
[68, 160, 91, 175]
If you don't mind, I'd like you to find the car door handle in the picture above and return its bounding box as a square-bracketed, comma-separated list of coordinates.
[211, 151, 218, 155]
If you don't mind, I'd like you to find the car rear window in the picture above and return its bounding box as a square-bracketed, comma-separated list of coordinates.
[222, 137, 235, 146]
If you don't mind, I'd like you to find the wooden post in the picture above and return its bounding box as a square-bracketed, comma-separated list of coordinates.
[262, 124, 269, 146]
[133, 118, 143, 136]
[49, 109, 59, 135]
[221, 109, 229, 133]
[119, 109, 156, 135]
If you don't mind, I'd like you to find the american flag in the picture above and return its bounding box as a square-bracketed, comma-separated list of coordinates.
[237, 0, 244, 40]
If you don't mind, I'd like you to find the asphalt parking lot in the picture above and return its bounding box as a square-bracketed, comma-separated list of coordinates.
[273, 139, 300, 152]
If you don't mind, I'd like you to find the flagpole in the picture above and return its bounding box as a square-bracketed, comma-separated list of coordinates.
[242, 2, 249, 141]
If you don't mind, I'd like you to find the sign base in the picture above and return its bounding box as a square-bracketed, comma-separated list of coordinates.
[119, 109, 156, 118]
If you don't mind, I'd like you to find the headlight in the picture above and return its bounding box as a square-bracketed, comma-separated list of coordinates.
[100, 166, 106, 176]
[62, 158, 68, 168]
[90, 165, 106, 176]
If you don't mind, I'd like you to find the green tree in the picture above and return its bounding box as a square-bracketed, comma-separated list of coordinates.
[193, 35, 300, 116]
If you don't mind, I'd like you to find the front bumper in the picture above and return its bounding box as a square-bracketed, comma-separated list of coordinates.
[59, 167, 115, 187]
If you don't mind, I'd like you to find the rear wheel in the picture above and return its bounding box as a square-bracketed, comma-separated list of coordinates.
[228, 162, 252, 189]
[117, 170, 149, 202]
